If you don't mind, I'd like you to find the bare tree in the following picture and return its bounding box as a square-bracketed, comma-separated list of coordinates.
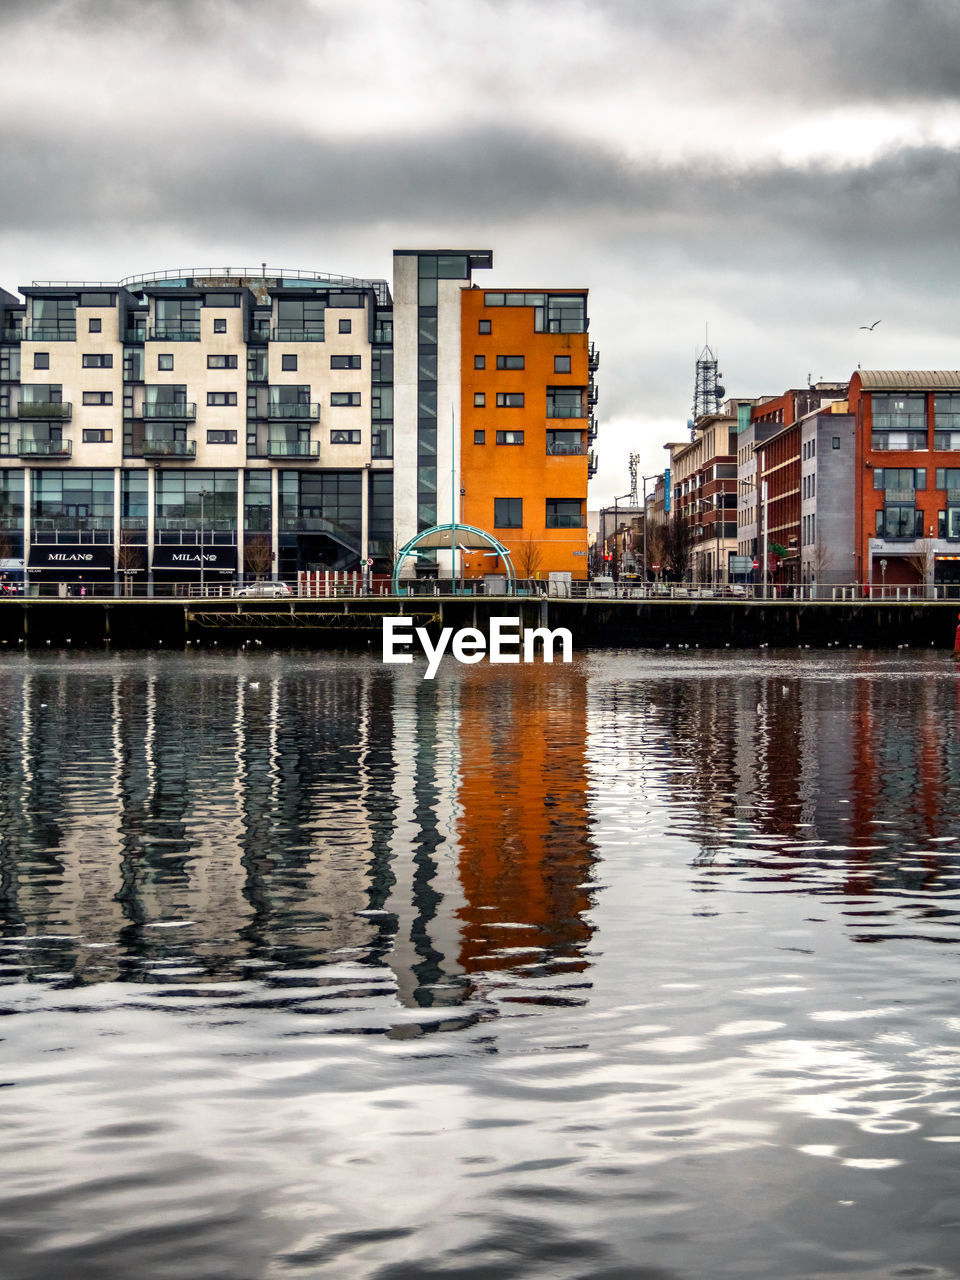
[658, 513, 692, 582]
[244, 535, 273, 580]
[116, 530, 145, 595]
[512, 535, 543, 581]
[905, 537, 936, 591]
[809, 536, 833, 582]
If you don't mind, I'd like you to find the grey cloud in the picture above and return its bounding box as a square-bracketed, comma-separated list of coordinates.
[4, 120, 959, 264]
[590, 0, 960, 105]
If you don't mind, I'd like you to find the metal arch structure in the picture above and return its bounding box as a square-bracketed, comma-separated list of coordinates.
[391, 523, 517, 594]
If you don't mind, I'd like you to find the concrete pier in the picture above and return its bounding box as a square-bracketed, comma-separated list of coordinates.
[0, 596, 957, 650]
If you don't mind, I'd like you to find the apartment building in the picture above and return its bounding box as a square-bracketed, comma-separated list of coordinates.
[748, 384, 845, 585]
[0, 250, 597, 588]
[460, 286, 598, 580]
[799, 404, 855, 587]
[668, 407, 738, 584]
[849, 370, 960, 590]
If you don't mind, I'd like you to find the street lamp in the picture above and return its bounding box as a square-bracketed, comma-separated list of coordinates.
[641, 472, 659, 585]
[612, 491, 632, 584]
[199, 486, 208, 597]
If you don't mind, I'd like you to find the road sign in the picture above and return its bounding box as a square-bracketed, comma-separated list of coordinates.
[365, 557, 374, 567]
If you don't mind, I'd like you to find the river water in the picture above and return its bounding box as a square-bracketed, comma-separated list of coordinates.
[1, 649, 959, 1279]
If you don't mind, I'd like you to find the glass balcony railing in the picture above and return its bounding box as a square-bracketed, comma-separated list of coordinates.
[266, 403, 320, 420]
[545, 513, 586, 528]
[24, 328, 76, 341]
[18, 401, 72, 419]
[271, 327, 325, 342]
[266, 440, 320, 458]
[141, 439, 197, 458]
[546, 441, 587, 456]
[546, 404, 587, 419]
[2, 328, 22, 342]
[17, 438, 72, 457]
[142, 402, 197, 420]
[147, 328, 200, 341]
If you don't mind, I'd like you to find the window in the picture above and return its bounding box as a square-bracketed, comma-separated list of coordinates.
[554, 355, 571, 374]
[474, 355, 485, 369]
[88, 318, 102, 333]
[330, 429, 361, 444]
[832, 436, 840, 449]
[871, 393, 926, 450]
[82, 428, 112, 443]
[158, 354, 174, 371]
[478, 319, 491, 334]
[496, 355, 524, 370]
[207, 392, 238, 406]
[474, 393, 485, 407]
[494, 497, 522, 527]
[339, 318, 352, 334]
[474, 430, 485, 444]
[281, 354, 298, 371]
[935, 468, 960, 489]
[34, 352, 49, 370]
[496, 392, 524, 408]
[495, 430, 524, 445]
[82, 391, 113, 405]
[546, 429, 583, 455]
[206, 430, 237, 444]
[873, 467, 925, 492]
[875, 506, 922, 539]
[82, 353, 113, 368]
[213, 318, 227, 333]
[330, 355, 362, 369]
[546, 387, 584, 417]
[546, 499, 584, 528]
[207, 354, 238, 369]
[331, 392, 361, 406]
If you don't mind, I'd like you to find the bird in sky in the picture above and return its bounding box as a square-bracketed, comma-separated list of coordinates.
[859, 320, 881, 330]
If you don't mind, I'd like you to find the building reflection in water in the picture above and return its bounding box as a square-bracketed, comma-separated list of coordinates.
[593, 655, 960, 910]
[0, 653, 597, 1015]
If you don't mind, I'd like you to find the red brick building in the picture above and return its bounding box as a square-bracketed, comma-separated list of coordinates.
[848, 371, 960, 591]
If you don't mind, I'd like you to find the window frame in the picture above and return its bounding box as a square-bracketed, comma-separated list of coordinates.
[494, 497, 523, 528]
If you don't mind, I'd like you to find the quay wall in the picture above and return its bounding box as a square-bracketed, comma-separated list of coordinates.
[0, 597, 957, 651]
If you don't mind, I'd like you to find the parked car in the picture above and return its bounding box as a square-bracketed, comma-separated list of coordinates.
[232, 581, 291, 598]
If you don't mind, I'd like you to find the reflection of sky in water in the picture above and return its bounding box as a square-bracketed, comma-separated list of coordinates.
[2, 651, 960, 1279]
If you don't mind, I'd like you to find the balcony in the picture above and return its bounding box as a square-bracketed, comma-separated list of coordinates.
[588, 450, 598, 478]
[147, 328, 200, 341]
[545, 514, 586, 529]
[266, 402, 321, 420]
[546, 404, 587, 419]
[2, 328, 22, 342]
[588, 343, 600, 372]
[883, 488, 916, 504]
[267, 440, 320, 458]
[18, 401, 72, 420]
[271, 327, 325, 342]
[125, 327, 147, 342]
[545, 441, 587, 456]
[142, 402, 197, 420]
[24, 328, 75, 341]
[17, 438, 72, 458]
[141, 438, 197, 459]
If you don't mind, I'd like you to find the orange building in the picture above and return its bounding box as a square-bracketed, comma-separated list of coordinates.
[459, 288, 597, 581]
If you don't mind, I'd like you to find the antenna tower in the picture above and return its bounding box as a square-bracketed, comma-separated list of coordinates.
[691, 339, 725, 439]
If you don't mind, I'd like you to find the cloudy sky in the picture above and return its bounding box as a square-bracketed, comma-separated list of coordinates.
[3, 0, 959, 502]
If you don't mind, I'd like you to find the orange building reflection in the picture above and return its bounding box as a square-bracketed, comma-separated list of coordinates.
[454, 662, 596, 976]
